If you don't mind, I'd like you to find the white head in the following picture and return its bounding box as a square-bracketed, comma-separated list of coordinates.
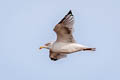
[39, 42, 54, 50]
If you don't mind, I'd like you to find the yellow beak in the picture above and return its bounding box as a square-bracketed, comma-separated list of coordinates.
[39, 46, 45, 49]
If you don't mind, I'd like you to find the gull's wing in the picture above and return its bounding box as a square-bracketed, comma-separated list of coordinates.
[54, 10, 76, 43]
[49, 51, 67, 61]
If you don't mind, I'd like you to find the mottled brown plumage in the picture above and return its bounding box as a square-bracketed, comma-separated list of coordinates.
[54, 10, 75, 43]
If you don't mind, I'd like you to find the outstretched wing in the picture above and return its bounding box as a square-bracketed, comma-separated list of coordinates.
[49, 51, 67, 61]
[54, 10, 76, 43]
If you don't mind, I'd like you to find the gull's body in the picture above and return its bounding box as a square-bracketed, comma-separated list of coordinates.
[51, 42, 87, 53]
[40, 10, 96, 61]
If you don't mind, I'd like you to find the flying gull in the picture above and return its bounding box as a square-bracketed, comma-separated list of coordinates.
[39, 10, 96, 61]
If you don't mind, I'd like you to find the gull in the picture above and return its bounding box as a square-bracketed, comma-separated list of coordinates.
[39, 10, 96, 61]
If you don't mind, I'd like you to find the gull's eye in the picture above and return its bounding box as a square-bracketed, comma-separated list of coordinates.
[45, 43, 50, 46]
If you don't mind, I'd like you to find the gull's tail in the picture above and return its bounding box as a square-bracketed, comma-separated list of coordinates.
[83, 48, 96, 51]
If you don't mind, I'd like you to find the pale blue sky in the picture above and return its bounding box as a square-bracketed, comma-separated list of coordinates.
[0, 0, 120, 80]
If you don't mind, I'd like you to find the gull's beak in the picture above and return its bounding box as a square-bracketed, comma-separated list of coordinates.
[39, 46, 45, 49]
[40, 46, 46, 49]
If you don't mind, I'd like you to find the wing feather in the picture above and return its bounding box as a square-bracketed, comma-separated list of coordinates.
[54, 10, 76, 43]
[49, 51, 67, 61]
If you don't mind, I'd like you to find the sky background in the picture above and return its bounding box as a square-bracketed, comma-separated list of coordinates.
[0, 0, 120, 80]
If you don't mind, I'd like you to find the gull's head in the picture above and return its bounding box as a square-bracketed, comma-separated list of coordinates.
[39, 42, 54, 50]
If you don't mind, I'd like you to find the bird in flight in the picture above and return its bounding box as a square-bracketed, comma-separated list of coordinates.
[39, 10, 96, 61]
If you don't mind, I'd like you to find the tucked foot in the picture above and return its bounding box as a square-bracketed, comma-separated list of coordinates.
[83, 48, 96, 51]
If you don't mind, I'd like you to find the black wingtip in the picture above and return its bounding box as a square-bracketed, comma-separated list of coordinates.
[50, 58, 58, 61]
[58, 10, 73, 24]
[67, 10, 73, 15]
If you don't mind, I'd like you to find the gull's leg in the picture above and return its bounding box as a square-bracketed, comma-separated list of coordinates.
[83, 48, 96, 51]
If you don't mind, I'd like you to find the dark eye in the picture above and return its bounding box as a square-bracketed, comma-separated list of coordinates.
[45, 43, 50, 46]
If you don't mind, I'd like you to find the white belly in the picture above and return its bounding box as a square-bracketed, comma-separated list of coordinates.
[51, 42, 87, 53]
